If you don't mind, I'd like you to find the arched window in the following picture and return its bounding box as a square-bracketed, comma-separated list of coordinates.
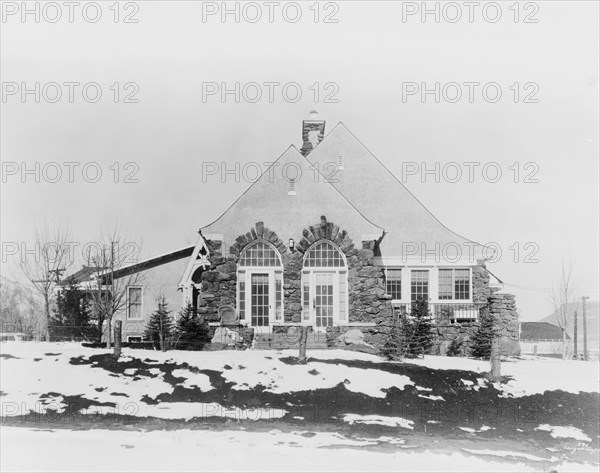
[302, 240, 347, 327]
[239, 240, 282, 267]
[237, 240, 283, 327]
[303, 241, 345, 267]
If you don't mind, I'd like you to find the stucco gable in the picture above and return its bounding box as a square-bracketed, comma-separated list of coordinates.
[307, 123, 489, 261]
[199, 145, 384, 252]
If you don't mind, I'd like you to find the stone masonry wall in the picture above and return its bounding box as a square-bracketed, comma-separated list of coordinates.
[197, 218, 393, 349]
[489, 292, 520, 355]
[196, 239, 237, 324]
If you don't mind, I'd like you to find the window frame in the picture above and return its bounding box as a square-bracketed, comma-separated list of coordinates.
[385, 267, 403, 301]
[410, 269, 430, 302]
[303, 240, 346, 268]
[438, 268, 471, 301]
[126, 286, 143, 320]
[301, 241, 348, 327]
[237, 240, 283, 327]
[238, 240, 282, 267]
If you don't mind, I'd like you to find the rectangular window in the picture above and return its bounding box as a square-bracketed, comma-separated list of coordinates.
[238, 271, 246, 321]
[302, 271, 310, 321]
[455, 269, 470, 300]
[339, 271, 347, 322]
[438, 268, 470, 300]
[127, 336, 142, 343]
[275, 271, 283, 321]
[250, 273, 270, 326]
[127, 287, 142, 320]
[439, 269, 453, 300]
[411, 270, 429, 301]
[386, 268, 402, 300]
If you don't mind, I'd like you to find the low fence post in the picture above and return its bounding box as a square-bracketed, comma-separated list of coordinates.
[113, 321, 122, 359]
[298, 325, 309, 363]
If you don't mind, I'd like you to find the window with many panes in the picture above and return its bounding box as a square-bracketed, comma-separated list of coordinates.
[238, 241, 282, 267]
[237, 241, 283, 324]
[127, 287, 142, 319]
[304, 241, 345, 267]
[410, 270, 429, 301]
[386, 268, 402, 300]
[438, 268, 470, 300]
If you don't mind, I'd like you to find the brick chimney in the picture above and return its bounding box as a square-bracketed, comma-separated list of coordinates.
[300, 110, 326, 156]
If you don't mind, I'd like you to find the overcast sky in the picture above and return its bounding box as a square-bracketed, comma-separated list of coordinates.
[1, 1, 598, 320]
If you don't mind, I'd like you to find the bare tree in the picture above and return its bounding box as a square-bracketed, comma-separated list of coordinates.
[83, 230, 143, 348]
[550, 259, 577, 360]
[20, 224, 73, 341]
[0, 276, 42, 338]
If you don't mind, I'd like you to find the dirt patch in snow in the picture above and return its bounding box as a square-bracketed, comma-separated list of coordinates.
[0, 353, 20, 359]
[0, 352, 593, 451]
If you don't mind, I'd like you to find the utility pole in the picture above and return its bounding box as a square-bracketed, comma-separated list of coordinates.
[573, 310, 578, 359]
[582, 296, 589, 361]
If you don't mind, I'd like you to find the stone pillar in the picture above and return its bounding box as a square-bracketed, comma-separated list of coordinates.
[488, 292, 520, 356]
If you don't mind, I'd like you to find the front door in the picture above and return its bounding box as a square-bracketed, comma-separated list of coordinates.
[250, 273, 270, 326]
[314, 272, 335, 327]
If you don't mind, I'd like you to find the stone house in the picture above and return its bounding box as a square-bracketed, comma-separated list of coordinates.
[68, 113, 519, 351]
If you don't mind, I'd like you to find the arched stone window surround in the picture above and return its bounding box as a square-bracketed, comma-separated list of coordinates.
[233, 224, 285, 327]
[297, 219, 352, 328]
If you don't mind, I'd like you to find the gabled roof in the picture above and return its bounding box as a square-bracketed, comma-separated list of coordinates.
[200, 145, 384, 246]
[306, 123, 489, 260]
[520, 322, 569, 341]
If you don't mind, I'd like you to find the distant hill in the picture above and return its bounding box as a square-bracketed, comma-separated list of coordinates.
[541, 301, 599, 344]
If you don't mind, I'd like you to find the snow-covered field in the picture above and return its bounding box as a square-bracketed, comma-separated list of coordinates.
[2, 342, 598, 416]
[1, 425, 597, 473]
[409, 354, 600, 397]
[1, 342, 599, 472]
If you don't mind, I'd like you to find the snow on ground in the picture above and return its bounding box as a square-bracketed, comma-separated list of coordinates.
[409, 354, 600, 396]
[171, 369, 214, 391]
[459, 426, 493, 433]
[343, 414, 414, 429]
[1, 346, 176, 416]
[132, 402, 287, 421]
[460, 448, 552, 462]
[0, 343, 411, 420]
[536, 424, 592, 442]
[222, 354, 412, 397]
[1, 342, 599, 423]
[2, 426, 593, 473]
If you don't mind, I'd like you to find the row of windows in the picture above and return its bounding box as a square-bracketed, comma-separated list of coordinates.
[385, 268, 471, 301]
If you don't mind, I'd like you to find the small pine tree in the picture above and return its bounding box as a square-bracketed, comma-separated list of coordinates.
[381, 314, 406, 361]
[471, 306, 498, 359]
[145, 296, 173, 351]
[405, 297, 435, 357]
[175, 304, 211, 351]
[382, 299, 435, 360]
